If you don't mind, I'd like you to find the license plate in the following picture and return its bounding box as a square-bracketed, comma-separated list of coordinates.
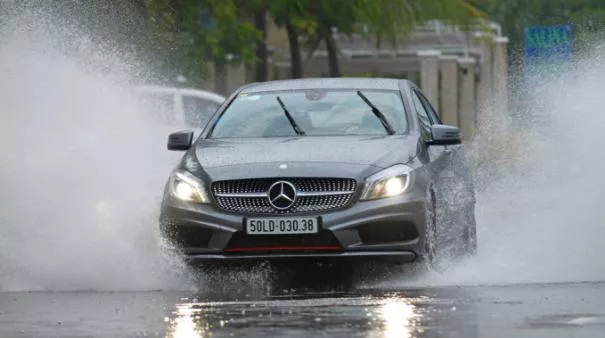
[246, 217, 319, 235]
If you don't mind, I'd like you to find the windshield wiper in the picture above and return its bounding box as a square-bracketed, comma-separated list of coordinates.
[276, 96, 306, 136]
[357, 91, 395, 135]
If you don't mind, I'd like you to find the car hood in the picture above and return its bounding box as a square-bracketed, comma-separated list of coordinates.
[193, 136, 417, 181]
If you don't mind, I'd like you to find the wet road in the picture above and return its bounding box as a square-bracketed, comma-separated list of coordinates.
[1, 281, 605, 337]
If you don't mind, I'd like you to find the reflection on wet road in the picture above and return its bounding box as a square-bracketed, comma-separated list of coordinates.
[167, 294, 423, 338]
[2, 282, 605, 337]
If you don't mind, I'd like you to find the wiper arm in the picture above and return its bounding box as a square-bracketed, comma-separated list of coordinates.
[357, 91, 395, 135]
[276, 96, 306, 136]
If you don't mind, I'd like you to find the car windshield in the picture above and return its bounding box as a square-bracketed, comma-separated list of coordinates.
[209, 89, 407, 138]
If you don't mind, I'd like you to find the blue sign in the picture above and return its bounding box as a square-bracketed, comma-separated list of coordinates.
[523, 25, 573, 81]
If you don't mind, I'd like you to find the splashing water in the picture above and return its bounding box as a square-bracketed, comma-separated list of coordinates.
[2, 2, 605, 292]
[395, 42, 605, 287]
[0, 3, 189, 291]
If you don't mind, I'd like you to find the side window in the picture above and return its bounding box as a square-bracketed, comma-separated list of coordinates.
[137, 92, 176, 124]
[411, 91, 432, 136]
[416, 90, 442, 125]
[182, 95, 221, 127]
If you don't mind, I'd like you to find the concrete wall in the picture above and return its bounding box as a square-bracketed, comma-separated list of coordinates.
[416, 35, 508, 141]
[458, 57, 477, 140]
[418, 50, 441, 112]
[476, 36, 493, 118]
[492, 37, 509, 115]
[439, 55, 459, 126]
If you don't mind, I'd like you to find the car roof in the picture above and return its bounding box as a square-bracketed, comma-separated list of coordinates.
[178, 88, 226, 102]
[240, 77, 408, 93]
[134, 85, 177, 94]
[133, 85, 226, 103]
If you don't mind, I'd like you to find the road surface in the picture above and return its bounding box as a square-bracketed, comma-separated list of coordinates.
[1, 279, 604, 337]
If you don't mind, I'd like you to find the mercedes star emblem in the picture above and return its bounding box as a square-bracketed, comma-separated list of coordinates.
[267, 181, 297, 210]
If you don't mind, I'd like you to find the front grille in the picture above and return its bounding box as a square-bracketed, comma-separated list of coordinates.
[213, 178, 357, 195]
[212, 178, 357, 214]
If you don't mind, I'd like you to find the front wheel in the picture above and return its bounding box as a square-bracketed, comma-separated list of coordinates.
[422, 189, 475, 271]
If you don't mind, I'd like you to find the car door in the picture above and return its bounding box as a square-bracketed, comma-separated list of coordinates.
[414, 88, 476, 219]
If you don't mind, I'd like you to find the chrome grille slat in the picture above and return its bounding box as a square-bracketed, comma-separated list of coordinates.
[212, 178, 357, 214]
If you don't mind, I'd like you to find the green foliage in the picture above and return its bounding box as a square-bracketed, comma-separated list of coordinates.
[361, 0, 488, 48]
[144, 0, 260, 85]
[269, 0, 316, 35]
[298, 0, 485, 75]
[205, 0, 261, 66]
[145, 0, 488, 82]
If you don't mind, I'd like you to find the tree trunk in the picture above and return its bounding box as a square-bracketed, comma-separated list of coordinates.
[254, 10, 268, 82]
[286, 23, 303, 78]
[324, 30, 341, 77]
[214, 62, 228, 95]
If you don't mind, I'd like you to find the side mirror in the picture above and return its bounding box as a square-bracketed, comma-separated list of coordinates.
[167, 130, 194, 151]
[427, 124, 461, 146]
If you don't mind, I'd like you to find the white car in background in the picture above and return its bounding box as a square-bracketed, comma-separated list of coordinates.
[91, 86, 226, 222]
[133, 85, 226, 130]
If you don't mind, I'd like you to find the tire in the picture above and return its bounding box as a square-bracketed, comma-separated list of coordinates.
[423, 188, 476, 271]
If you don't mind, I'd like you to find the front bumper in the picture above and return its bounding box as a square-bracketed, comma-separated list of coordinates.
[181, 251, 418, 266]
[160, 187, 428, 265]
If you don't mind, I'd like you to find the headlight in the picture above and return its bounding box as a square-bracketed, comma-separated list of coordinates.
[360, 164, 413, 201]
[168, 170, 209, 203]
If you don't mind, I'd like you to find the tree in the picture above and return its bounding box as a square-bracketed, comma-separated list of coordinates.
[144, 0, 260, 90]
[305, 0, 362, 77]
[144, 0, 488, 85]
[286, 23, 304, 78]
[365, 0, 488, 47]
[300, 0, 487, 77]
[254, 9, 268, 82]
[231, 0, 270, 82]
[270, 0, 314, 78]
